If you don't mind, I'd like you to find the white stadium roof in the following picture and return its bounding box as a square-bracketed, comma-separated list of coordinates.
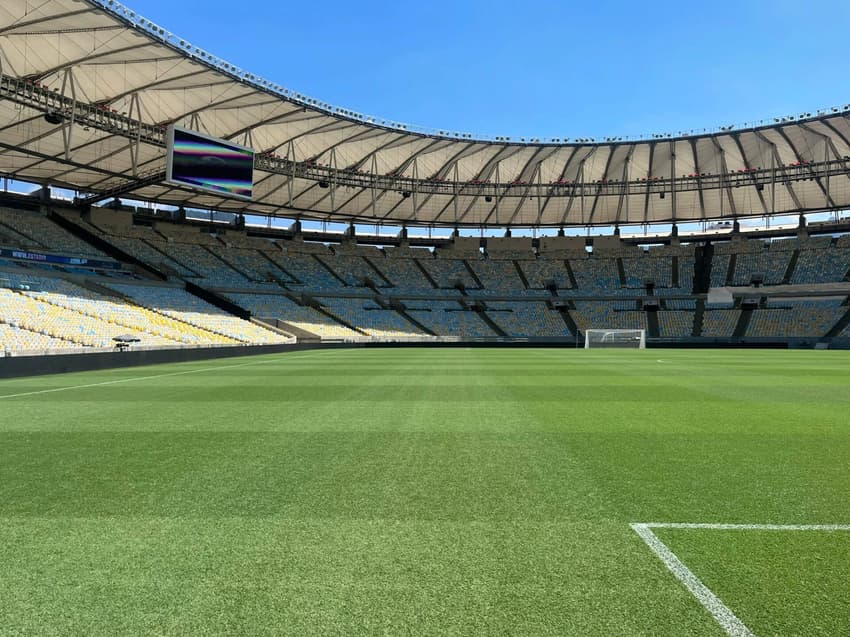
[2, 0, 850, 227]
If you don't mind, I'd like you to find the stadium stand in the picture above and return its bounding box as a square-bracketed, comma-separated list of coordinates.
[791, 244, 850, 284]
[569, 257, 622, 295]
[318, 297, 424, 338]
[417, 257, 480, 289]
[710, 254, 732, 287]
[378, 255, 440, 293]
[225, 293, 362, 340]
[106, 283, 289, 344]
[466, 259, 527, 291]
[6, 201, 850, 350]
[621, 256, 673, 288]
[0, 321, 80, 354]
[0, 207, 107, 258]
[746, 300, 845, 338]
[269, 252, 344, 291]
[519, 258, 572, 289]
[322, 253, 389, 288]
[405, 301, 496, 337]
[702, 309, 742, 337]
[657, 311, 695, 337]
[484, 302, 571, 337]
[572, 301, 647, 332]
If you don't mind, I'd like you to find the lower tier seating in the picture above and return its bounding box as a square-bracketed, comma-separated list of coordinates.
[658, 311, 695, 337]
[702, 310, 741, 337]
[485, 302, 571, 337]
[746, 305, 844, 338]
[571, 301, 647, 332]
[404, 301, 496, 337]
[106, 284, 289, 344]
[319, 298, 423, 338]
[0, 321, 80, 353]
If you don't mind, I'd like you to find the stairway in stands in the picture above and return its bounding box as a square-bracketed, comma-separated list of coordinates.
[693, 244, 713, 293]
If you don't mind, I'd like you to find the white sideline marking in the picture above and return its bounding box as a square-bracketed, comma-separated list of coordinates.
[631, 522, 850, 637]
[0, 351, 321, 399]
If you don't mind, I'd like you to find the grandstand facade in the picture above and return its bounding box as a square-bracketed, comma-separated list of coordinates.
[2, 0, 850, 356]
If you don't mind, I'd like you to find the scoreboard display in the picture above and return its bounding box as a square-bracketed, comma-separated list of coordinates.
[166, 126, 254, 200]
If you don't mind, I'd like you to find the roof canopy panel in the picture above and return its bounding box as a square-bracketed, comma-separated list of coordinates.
[1, 0, 849, 227]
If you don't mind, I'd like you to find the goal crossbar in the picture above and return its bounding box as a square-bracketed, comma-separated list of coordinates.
[584, 329, 646, 349]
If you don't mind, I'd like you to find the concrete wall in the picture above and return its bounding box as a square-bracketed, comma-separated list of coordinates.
[0, 343, 324, 379]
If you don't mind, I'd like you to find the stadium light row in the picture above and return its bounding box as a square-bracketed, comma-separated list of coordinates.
[90, 0, 850, 146]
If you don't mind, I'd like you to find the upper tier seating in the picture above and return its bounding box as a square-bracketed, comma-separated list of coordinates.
[732, 249, 793, 286]
[0, 208, 106, 258]
[519, 259, 572, 289]
[569, 258, 621, 295]
[270, 253, 345, 291]
[217, 247, 297, 284]
[373, 256, 438, 294]
[466, 259, 527, 291]
[621, 257, 674, 288]
[791, 246, 850, 284]
[65, 213, 200, 277]
[417, 258, 480, 289]
[710, 254, 732, 287]
[321, 254, 390, 287]
[159, 242, 256, 288]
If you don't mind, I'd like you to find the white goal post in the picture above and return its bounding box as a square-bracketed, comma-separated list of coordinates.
[584, 329, 646, 349]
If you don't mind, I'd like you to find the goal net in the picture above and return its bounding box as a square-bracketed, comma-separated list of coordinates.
[584, 329, 646, 349]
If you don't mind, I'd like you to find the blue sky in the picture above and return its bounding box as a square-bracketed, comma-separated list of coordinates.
[127, 0, 850, 140]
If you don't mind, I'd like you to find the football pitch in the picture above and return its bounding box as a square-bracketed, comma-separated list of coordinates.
[0, 348, 848, 635]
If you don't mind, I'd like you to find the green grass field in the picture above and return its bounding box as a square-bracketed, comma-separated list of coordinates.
[0, 348, 848, 636]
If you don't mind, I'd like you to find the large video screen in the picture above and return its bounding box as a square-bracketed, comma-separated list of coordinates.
[166, 126, 254, 200]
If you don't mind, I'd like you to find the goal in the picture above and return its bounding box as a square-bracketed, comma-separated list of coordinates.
[584, 329, 646, 349]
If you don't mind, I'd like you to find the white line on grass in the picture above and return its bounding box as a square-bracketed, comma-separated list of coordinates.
[0, 351, 325, 400]
[641, 523, 850, 532]
[631, 522, 850, 637]
[631, 523, 755, 637]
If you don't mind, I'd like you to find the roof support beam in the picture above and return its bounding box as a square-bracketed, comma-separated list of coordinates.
[669, 141, 677, 226]
[588, 147, 617, 226]
[505, 146, 559, 225]
[689, 138, 707, 220]
[559, 148, 597, 226]
[799, 122, 840, 208]
[30, 43, 156, 82]
[614, 145, 635, 226]
[775, 126, 834, 208]
[754, 129, 803, 211]
[709, 136, 737, 218]
[731, 132, 769, 214]
[0, 8, 94, 37]
[538, 146, 580, 220]
[642, 141, 657, 226]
